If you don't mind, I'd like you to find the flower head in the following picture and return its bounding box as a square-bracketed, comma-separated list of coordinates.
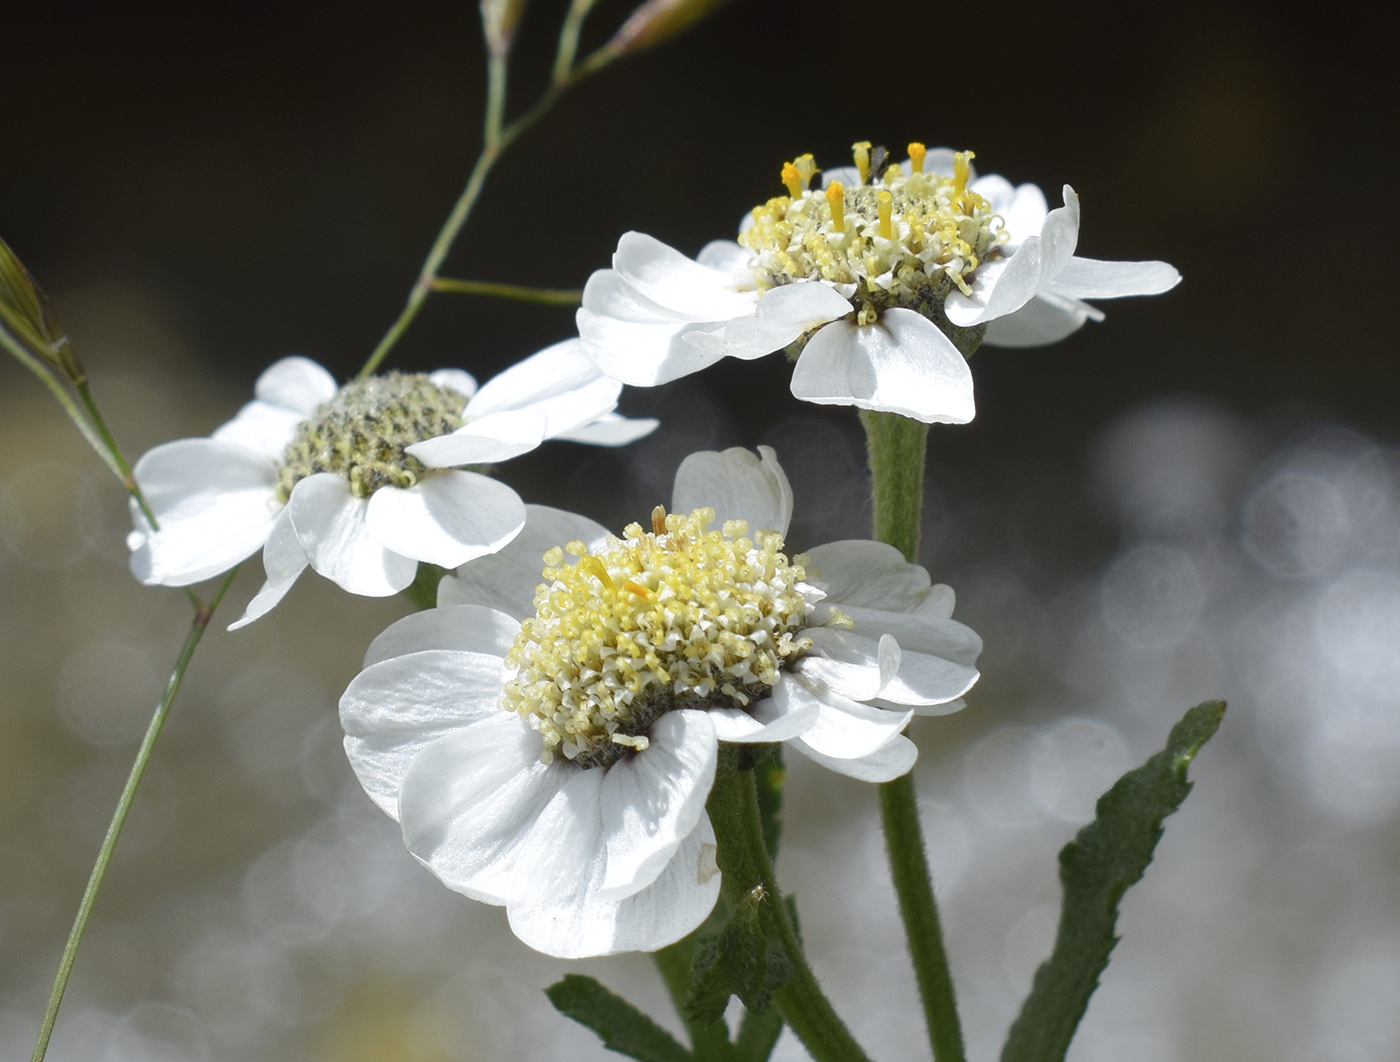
[577, 143, 1180, 423]
[339, 446, 981, 957]
[127, 340, 657, 627]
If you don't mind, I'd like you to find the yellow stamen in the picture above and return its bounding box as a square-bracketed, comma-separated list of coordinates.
[954, 150, 975, 196]
[908, 142, 926, 173]
[578, 554, 615, 591]
[826, 182, 845, 233]
[877, 190, 894, 239]
[852, 141, 872, 185]
[793, 154, 818, 188]
[781, 161, 803, 199]
[651, 505, 668, 536]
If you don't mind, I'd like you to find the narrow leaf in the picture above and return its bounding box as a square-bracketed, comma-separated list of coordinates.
[1001, 700, 1226, 1062]
[546, 974, 692, 1062]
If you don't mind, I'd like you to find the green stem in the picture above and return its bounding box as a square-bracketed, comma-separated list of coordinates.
[430, 278, 582, 305]
[74, 379, 160, 532]
[655, 937, 736, 1062]
[707, 748, 873, 1062]
[860, 408, 966, 1062]
[31, 568, 237, 1062]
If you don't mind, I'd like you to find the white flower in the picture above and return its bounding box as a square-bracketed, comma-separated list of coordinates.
[338, 445, 980, 957]
[577, 143, 1180, 424]
[127, 340, 657, 627]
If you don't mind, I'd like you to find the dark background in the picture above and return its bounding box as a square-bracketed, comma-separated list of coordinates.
[3, 0, 1393, 492]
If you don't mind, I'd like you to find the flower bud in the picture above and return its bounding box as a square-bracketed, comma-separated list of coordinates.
[0, 235, 82, 383]
[480, 0, 528, 59]
[606, 0, 728, 57]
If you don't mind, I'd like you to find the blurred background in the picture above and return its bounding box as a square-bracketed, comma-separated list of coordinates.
[2, 0, 1397, 1059]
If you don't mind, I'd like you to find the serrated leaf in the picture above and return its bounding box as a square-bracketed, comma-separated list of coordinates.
[1001, 700, 1226, 1062]
[546, 974, 692, 1062]
[685, 887, 794, 1025]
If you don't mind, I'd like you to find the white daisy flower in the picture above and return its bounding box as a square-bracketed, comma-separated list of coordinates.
[577, 142, 1180, 424]
[127, 340, 658, 628]
[338, 445, 980, 957]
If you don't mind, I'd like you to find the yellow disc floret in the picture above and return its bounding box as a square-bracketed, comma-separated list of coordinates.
[740, 141, 1008, 322]
[503, 506, 818, 768]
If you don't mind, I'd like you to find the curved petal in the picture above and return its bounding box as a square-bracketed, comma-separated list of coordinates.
[129, 438, 280, 586]
[429, 368, 478, 400]
[212, 400, 304, 461]
[696, 239, 753, 277]
[363, 603, 520, 668]
[1046, 256, 1181, 299]
[253, 356, 337, 415]
[998, 182, 1050, 247]
[612, 232, 757, 321]
[672, 445, 793, 537]
[398, 724, 565, 905]
[555, 412, 660, 446]
[804, 540, 932, 611]
[708, 686, 820, 743]
[792, 733, 917, 782]
[406, 409, 549, 468]
[340, 648, 513, 816]
[508, 792, 720, 958]
[789, 309, 975, 425]
[780, 675, 914, 759]
[578, 271, 734, 387]
[287, 473, 417, 596]
[982, 292, 1097, 348]
[684, 281, 851, 360]
[437, 504, 611, 619]
[839, 604, 982, 667]
[365, 472, 526, 569]
[945, 185, 1081, 326]
[793, 629, 901, 700]
[599, 710, 718, 899]
[227, 507, 308, 630]
[466, 340, 625, 438]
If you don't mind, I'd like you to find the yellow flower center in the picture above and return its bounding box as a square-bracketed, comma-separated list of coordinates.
[503, 507, 819, 768]
[740, 142, 1007, 326]
[276, 373, 467, 501]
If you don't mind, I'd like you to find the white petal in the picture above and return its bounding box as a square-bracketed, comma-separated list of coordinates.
[708, 686, 820, 743]
[599, 710, 717, 899]
[363, 603, 520, 668]
[779, 676, 913, 759]
[509, 798, 720, 958]
[555, 412, 660, 446]
[805, 540, 932, 610]
[968, 174, 1016, 213]
[212, 400, 304, 461]
[406, 409, 549, 468]
[793, 629, 901, 700]
[129, 438, 280, 586]
[365, 472, 526, 569]
[429, 368, 478, 399]
[437, 504, 611, 619]
[839, 604, 983, 667]
[672, 445, 793, 537]
[399, 725, 565, 904]
[982, 292, 1097, 348]
[287, 473, 417, 596]
[945, 185, 1081, 326]
[789, 309, 975, 425]
[695, 239, 752, 276]
[340, 648, 513, 817]
[793, 733, 917, 782]
[577, 271, 733, 387]
[821, 166, 862, 188]
[998, 182, 1050, 247]
[1046, 256, 1181, 299]
[876, 648, 980, 708]
[227, 507, 308, 630]
[466, 339, 623, 439]
[253, 356, 337, 415]
[612, 232, 757, 321]
[684, 281, 851, 360]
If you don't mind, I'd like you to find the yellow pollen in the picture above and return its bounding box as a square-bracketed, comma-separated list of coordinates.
[877, 190, 894, 239]
[908, 142, 926, 173]
[781, 161, 803, 199]
[852, 141, 872, 185]
[502, 508, 822, 769]
[826, 182, 846, 232]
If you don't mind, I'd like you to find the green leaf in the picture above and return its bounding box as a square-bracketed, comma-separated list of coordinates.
[686, 887, 795, 1025]
[546, 974, 692, 1062]
[1000, 700, 1226, 1062]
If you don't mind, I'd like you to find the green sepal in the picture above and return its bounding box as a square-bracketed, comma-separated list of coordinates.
[685, 886, 795, 1025]
[1000, 700, 1226, 1062]
[545, 974, 692, 1062]
[0, 233, 81, 382]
